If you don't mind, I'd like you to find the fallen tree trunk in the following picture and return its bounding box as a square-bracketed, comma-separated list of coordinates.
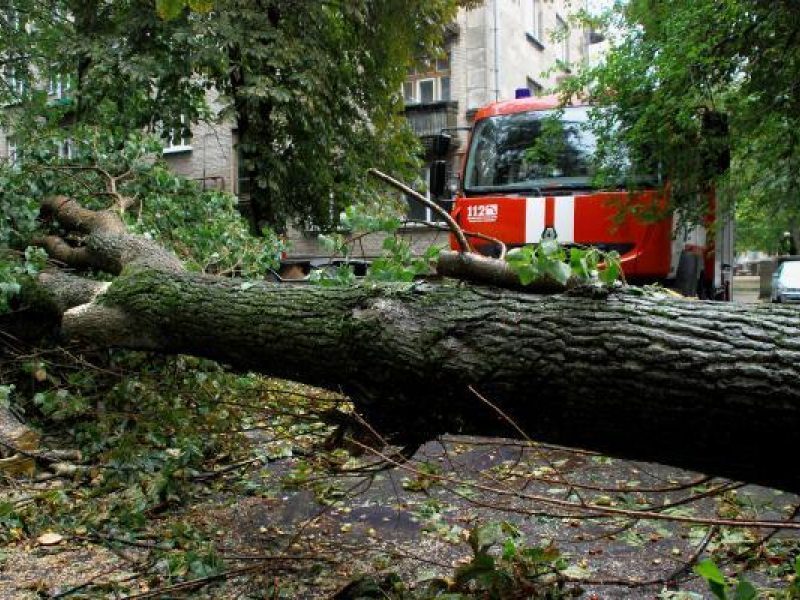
[31, 267, 800, 491]
[17, 196, 800, 491]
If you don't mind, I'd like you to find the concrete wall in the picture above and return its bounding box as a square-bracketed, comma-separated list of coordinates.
[457, 0, 588, 114]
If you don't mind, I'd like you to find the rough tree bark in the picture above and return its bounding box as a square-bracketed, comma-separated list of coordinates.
[15, 196, 800, 492]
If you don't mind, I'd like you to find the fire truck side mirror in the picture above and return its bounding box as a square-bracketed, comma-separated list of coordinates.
[700, 111, 730, 176]
[429, 160, 447, 198]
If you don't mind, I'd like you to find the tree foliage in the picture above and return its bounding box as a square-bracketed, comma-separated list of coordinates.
[0, 0, 477, 233]
[564, 0, 800, 250]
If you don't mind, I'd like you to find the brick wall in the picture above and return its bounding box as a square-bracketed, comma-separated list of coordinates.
[162, 118, 236, 193]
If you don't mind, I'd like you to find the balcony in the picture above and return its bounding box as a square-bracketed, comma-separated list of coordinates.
[403, 101, 461, 158]
[404, 100, 458, 137]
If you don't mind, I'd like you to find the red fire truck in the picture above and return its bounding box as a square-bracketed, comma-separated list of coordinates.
[430, 92, 734, 299]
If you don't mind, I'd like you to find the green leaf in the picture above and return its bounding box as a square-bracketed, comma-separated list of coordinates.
[502, 538, 518, 560]
[521, 546, 560, 565]
[694, 560, 728, 600]
[732, 580, 756, 600]
[423, 244, 442, 261]
[694, 559, 725, 585]
[514, 264, 538, 286]
[599, 260, 620, 285]
[454, 552, 495, 586]
[708, 582, 728, 600]
[544, 259, 571, 285]
[500, 520, 521, 538]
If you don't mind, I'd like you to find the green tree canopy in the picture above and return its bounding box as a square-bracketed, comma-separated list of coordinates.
[0, 0, 479, 232]
[564, 0, 800, 251]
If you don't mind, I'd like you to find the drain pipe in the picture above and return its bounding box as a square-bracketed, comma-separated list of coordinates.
[493, 0, 501, 101]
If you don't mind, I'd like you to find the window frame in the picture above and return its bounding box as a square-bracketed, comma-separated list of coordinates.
[417, 78, 436, 105]
[402, 80, 416, 104]
[530, 0, 543, 42]
[5, 138, 17, 164]
[47, 74, 71, 99]
[57, 138, 74, 160]
[402, 77, 451, 106]
[526, 77, 543, 96]
[162, 116, 193, 154]
[405, 165, 450, 224]
[557, 15, 570, 65]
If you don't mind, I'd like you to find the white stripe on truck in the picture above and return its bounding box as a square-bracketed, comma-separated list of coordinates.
[525, 197, 545, 243]
[525, 196, 576, 243]
[554, 196, 575, 243]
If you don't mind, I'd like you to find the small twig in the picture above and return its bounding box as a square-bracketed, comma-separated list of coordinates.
[367, 168, 472, 253]
[0, 438, 72, 467]
[404, 218, 508, 259]
[190, 458, 260, 481]
[81, 533, 172, 552]
[50, 563, 139, 599]
[468, 385, 586, 505]
[345, 438, 800, 530]
[122, 557, 310, 599]
[664, 525, 718, 585]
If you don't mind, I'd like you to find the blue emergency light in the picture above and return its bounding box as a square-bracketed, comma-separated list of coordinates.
[515, 88, 532, 99]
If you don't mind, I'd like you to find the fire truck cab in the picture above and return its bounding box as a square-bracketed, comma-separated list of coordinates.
[431, 93, 734, 299]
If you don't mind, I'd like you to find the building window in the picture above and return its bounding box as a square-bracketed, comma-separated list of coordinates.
[402, 77, 451, 105]
[530, 0, 543, 41]
[405, 165, 452, 223]
[162, 116, 192, 154]
[526, 77, 543, 96]
[557, 15, 570, 65]
[57, 138, 74, 160]
[403, 52, 452, 106]
[403, 81, 415, 103]
[440, 77, 451, 102]
[6, 138, 17, 164]
[419, 79, 435, 104]
[4, 68, 26, 97]
[406, 167, 439, 222]
[47, 74, 71, 99]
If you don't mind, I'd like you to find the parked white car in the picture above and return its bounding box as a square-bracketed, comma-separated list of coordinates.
[771, 260, 800, 303]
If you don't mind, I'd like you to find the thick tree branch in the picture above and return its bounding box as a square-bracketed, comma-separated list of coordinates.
[36, 196, 183, 274]
[33, 236, 94, 269]
[35, 271, 110, 313]
[26, 263, 800, 492]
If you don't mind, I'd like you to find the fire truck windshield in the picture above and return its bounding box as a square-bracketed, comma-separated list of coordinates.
[464, 106, 598, 194]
